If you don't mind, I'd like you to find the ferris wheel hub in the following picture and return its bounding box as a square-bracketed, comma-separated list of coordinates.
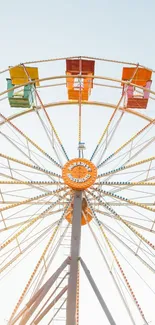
[62, 158, 97, 190]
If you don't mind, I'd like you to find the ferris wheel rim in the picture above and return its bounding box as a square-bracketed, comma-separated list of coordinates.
[2, 54, 154, 74]
[0, 100, 154, 129]
[1, 72, 155, 99]
[0, 57, 155, 325]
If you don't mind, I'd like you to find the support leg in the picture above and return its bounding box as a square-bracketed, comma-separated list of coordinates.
[10, 258, 69, 325]
[33, 286, 68, 324]
[80, 258, 117, 325]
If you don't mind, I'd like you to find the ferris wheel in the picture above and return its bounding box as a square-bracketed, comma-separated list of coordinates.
[0, 56, 155, 325]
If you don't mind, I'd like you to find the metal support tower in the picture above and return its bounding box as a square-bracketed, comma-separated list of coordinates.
[66, 190, 82, 325]
[80, 258, 117, 325]
[10, 258, 70, 325]
[32, 285, 68, 324]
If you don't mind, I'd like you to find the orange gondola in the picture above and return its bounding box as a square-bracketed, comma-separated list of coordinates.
[122, 67, 152, 109]
[66, 59, 95, 100]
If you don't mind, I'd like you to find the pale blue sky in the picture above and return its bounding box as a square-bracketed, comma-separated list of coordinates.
[0, 0, 155, 67]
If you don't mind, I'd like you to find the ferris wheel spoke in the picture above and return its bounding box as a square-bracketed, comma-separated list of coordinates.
[1, 220, 57, 261]
[22, 64, 69, 163]
[95, 209, 155, 237]
[3, 198, 68, 241]
[31, 221, 70, 297]
[0, 190, 70, 251]
[0, 184, 65, 208]
[0, 189, 68, 211]
[92, 187, 155, 213]
[91, 198, 155, 230]
[115, 166, 154, 196]
[0, 130, 61, 182]
[0, 208, 64, 233]
[0, 221, 58, 276]
[118, 136, 154, 169]
[85, 195, 148, 324]
[95, 178, 155, 202]
[0, 186, 60, 201]
[0, 217, 68, 284]
[0, 199, 67, 206]
[95, 180, 155, 186]
[102, 173, 155, 199]
[0, 158, 63, 194]
[78, 58, 82, 157]
[0, 180, 64, 186]
[99, 220, 155, 273]
[112, 192, 155, 203]
[0, 190, 52, 213]
[105, 231, 155, 296]
[32, 103, 67, 167]
[2, 185, 68, 204]
[96, 111, 125, 166]
[8, 199, 72, 323]
[98, 135, 154, 176]
[123, 136, 155, 167]
[87, 189, 155, 250]
[86, 221, 137, 325]
[98, 116, 155, 169]
[31, 107, 64, 167]
[0, 152, 61, 179]
[98, 156, 155, 180]
[0, 187, 66, 214]
[91, 65, 140, 162]
[88, 199, 155, 207]
[112, 269, 144, 324]
[0, 170, 23, 182]
[0, 112, 62, 169]
[91, 195, 155, 250]
[0, 196, 43, 229]
[90, 94, 125, 161]
[92, 204, 155, 259]
[123, 204, 155, 230]
[31, 222, 70, 301]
